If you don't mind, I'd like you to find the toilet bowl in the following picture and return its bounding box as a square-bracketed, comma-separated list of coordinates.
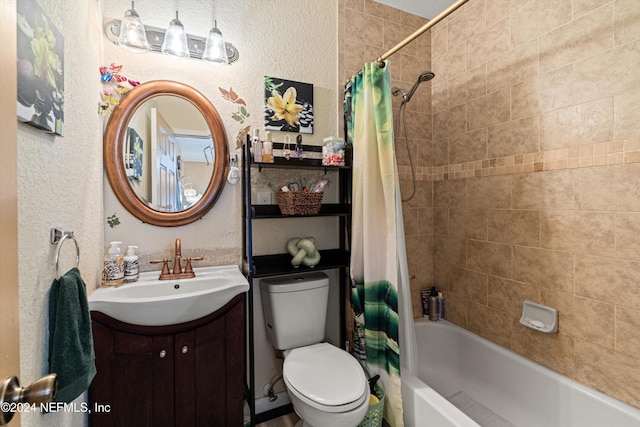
[283, 343, 369, 427]
[260, 273, 369, 427]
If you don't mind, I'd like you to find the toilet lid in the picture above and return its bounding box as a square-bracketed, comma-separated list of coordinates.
[283, 343, 367, 407]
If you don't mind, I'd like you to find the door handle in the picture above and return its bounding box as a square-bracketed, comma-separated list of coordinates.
[0, 374, 58, 425]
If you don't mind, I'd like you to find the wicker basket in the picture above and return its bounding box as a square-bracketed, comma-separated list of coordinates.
[358, 383, 385, 427]
[274, 191, 323, 215]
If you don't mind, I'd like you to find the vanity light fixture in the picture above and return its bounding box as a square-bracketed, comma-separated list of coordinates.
[105, 7, 239, 64]
[202, 21, 228, 63]
[161, 12, 190, 58]
[116, 1, 150, 53]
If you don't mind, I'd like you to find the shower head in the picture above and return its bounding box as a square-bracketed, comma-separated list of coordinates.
[403, 71, 435, 102]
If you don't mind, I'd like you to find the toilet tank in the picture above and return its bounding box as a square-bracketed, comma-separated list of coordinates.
[261, 272, 330, 350]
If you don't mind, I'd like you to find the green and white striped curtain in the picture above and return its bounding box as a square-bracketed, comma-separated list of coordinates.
[345, 61, 405, 427]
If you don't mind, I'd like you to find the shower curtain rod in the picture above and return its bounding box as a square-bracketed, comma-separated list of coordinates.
[376, 0, 469, 67]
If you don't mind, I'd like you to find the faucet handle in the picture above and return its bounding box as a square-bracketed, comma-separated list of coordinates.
[184, 257, 204, 274]
[149, 258, 171, 278]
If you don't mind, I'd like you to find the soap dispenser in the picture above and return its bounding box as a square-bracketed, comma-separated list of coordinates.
[103, 241, 124, 287]
[124, 245, 139, 283]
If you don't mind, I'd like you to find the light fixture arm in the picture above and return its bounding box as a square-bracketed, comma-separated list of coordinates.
[105, 20, 239, 63]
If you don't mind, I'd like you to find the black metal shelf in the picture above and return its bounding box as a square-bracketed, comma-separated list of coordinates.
[242, 139, 352, 426]
[251, 203, 350, 219]
[250, 249, 350, 278]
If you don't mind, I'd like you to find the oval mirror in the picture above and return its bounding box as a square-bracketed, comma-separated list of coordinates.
[104, 80, 229, 227]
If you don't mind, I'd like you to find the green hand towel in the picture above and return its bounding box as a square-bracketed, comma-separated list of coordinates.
[48, 267, 97, 403]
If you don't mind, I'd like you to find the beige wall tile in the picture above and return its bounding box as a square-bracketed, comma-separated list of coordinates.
[512, 170, 577, 210]
[575, 339, 640, 409]
[432, 41, 467, 82]
[540, 97, 614, 150]
[448, 64, 487, 107]
[541, 289, 615, 348]
[449, 208, 488, 241]
[467, 240, 512, 278]
[448, 0, 486, 49]
[574, 0, 611, 18]
[615, 87, 640, 141]
[488, 276, 541, 317]
[344, 10, 384, 46]
[616, 306, 640, 359]
[511, 0, 572, 46]
[616, 213, 640, 261]
[511, 328, 575, 377]
[431, 22, 448, 58]
[541, 211, 616, 257]
[433, 104, 467, 139]
[486, 0, 532, 27]
[433, 207, 449, 236]
[450, 129, 487, 164]
[615, 0, 640, 45]
[434, 179, 467, 207]
[539, 4, 613, 73]
[445, 294, 467, 327]
[467, 302, 513, 348]
[575, 164, 640, 212]
[488, 116, 540, 158]
[466, 17, 511, 70]
[467, 87, 511, 131]
[575, 255, 640, 310]
[434, 236, 467, 285]
[449, 266, 488, 304]
[487, 39, 539, 93]
[513, 246, 574, 293]
[467, 175, 512, 209]
[488, 209, 540, 246]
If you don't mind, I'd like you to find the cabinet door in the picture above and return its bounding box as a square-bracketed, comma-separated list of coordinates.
[90, 322, 174, 427]
[176, 297, 244, 426]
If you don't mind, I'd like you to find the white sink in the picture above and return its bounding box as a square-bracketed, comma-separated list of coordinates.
[88, 265, 249, 326]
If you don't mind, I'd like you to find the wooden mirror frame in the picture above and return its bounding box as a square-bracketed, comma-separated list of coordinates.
[104, 80, 229, 227]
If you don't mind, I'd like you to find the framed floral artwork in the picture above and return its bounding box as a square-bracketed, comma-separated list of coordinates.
[264, 76, 313, 134]
[16, 0, 65, 136]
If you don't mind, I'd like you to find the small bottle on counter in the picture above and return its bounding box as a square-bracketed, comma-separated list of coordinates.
[262, 131, 273, 163]
[428, 286, 439, 321]
[124, 245, 139, 283]
[103, 241, 124, 287]
[252, 129, 262, 163]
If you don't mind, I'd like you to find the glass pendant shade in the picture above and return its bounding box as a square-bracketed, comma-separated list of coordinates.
[117, 1, 150, 53]
[161, 12, 190, 58]
[202, 21, 228, 63]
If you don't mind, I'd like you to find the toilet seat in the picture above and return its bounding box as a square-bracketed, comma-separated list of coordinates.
[283, 343, 368, 413]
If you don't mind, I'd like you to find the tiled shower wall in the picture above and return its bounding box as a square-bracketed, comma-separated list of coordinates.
[341, 0, 640, 411]
[428, 0, 640, 410]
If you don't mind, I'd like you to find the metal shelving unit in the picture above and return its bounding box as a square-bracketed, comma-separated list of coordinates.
[241, 140, 351, 426]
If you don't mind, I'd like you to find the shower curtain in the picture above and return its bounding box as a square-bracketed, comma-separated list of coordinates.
[345, 61, 413, 427]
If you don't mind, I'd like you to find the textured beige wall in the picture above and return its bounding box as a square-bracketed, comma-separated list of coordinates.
[428, 0, 640, 411]
[17, 0, 104, 426]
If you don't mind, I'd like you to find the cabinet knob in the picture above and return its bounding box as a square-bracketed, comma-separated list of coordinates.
[181, 346, 188, 354]
[159, 350, 166, 358]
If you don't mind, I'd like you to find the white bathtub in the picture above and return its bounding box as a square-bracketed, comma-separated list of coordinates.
[402, 319, 640, 427]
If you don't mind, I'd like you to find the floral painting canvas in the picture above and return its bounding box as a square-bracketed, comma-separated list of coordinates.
[264, 77, 313, 134]
[17, 0, 65, 136]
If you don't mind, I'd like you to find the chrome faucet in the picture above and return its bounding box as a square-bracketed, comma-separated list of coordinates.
[150, 238, 203, 280]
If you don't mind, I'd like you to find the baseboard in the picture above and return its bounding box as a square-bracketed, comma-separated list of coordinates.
[255, 391, 293, 423]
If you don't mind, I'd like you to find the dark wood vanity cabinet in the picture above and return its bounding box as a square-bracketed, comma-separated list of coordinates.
[89, 294, 245, 427]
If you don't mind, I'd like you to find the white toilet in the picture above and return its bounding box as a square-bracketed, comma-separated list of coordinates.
[261, 272, 369, 427]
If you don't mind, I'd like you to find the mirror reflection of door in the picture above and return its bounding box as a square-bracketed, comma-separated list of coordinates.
[151, 108, 179, 212]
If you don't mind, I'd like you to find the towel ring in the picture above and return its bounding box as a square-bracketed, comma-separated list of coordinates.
[51, 229, 80, 279]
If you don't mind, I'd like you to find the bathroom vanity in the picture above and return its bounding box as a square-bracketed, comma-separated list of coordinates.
[88, 294, 244, 427]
